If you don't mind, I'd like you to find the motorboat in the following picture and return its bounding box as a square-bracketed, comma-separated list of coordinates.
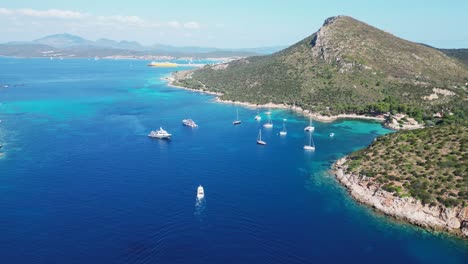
[182, 119, 198, 128]
[148, 127, 172, 139]
[197, 185, 205, 199]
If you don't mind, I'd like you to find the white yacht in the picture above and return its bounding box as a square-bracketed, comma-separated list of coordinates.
[233, 108, 241, 125]
[304, 115, 315, 132]
[148, 127, 172, 139]
[329, 132, 335, 137]
[279, 119, 287, 136]
[304, 131, 316, 151]
[197, 185, 205, 199]
[182, 119, 198, 128]
[263, 116, 273, 128]
[257, 129, 266, 145]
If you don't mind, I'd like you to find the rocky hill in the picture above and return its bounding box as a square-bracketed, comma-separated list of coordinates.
[174, 16, 468, 118]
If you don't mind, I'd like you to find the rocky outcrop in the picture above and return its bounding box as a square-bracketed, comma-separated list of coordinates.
[333, 157, 468, 238]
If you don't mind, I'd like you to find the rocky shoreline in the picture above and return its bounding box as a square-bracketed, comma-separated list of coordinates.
[165, 71, 465, 238]
[333, 157, 468, 238]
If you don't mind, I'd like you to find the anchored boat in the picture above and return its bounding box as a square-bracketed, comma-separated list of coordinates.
[148, 127, 172, 139]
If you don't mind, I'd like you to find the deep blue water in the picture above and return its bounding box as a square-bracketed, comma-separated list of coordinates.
[0, 58, 466, 264]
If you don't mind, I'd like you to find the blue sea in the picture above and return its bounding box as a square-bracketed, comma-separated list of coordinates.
[0, 58, 466, 264]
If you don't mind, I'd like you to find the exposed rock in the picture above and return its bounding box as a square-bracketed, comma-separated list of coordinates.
[333, 157, 468, 238]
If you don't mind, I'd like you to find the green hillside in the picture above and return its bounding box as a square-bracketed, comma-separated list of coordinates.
[345, 125, 467, 207]
[174, 16, 468, 120]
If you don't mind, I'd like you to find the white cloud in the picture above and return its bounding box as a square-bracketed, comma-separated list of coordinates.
[0, 8, 12, 15]
[101, 15, 145, 25]
[17, 8, 86, 19]
[167, 21, 181, 28]
[0, 7, 202, 30]
[184, 21, 200, 29]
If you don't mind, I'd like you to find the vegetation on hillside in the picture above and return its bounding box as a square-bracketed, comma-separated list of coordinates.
[175, 16, 468, 121]
[346, 125, 467, 207]
[439, 48, 468, 66]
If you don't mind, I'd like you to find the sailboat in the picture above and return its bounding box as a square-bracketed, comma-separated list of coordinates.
[304, 115, 315, 132]
[304, 131, 316, 151]
[233, 108, 241, 125]
[254, 109, 262, 121]
[265, 102, 271, 115]
[263, 115, 273, 128]
[279, 119, 287, 136]
[257, 129, 266, 145]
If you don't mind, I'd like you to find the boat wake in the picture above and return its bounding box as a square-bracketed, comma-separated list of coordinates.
[194, 197, 206, 220]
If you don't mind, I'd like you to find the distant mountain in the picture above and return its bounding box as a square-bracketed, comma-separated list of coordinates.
[94, 38, 146, 51]
[174, 16, 468, 116]
[34, 33, 92, 48]
[0, 33, 283, 58]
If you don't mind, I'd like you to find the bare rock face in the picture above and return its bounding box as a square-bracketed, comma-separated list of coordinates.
[310, 20, 334, 62]
[334, 157, 468, 238]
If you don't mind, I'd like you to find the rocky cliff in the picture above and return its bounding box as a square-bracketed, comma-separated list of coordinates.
[334, 157, 468, 238]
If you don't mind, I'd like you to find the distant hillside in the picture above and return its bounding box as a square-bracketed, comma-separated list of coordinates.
[0, 33, 281, 58]
[175, 16, 468, 119]
[439, 49, 468, 66]
[34, 34, 92, 48]
[0, 43, 56, 57]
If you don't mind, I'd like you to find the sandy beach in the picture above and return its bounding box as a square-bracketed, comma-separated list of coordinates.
[165, 73, 385, 123]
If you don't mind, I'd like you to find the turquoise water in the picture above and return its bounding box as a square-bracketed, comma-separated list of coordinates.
[0, 58, 466, 263]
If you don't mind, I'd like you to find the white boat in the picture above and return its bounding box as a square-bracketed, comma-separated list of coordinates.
[233, 108, 241, 125]
[254, 109, 261, 121]
[304, 115, 315, 132]
[263, 116, 273, 128]
[329, 132, 335, 137]
[265, 108, 272, 115]
[257, 129, 266, 145]
[279, 119, 287, 136]
[197, 185, 205, 199]
[148, 127, 172, 139]
[182, 119, 198, 128]
[304, 131, 316, 151]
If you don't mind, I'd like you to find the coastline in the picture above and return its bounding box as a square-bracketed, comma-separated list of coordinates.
[165, 74, 386, 123]
[332, 157, 468, 238]
[164, 71, 465, 239]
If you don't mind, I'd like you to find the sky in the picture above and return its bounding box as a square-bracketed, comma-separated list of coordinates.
[0, 0, 467, 48]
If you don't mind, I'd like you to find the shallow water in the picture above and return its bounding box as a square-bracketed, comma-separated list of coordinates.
[0, 58, 466, 263]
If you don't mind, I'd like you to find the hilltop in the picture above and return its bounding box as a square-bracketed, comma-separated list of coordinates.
[174, 16, 468, 121]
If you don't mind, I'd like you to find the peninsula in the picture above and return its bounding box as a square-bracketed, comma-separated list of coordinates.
[170, 16, 468, 237]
